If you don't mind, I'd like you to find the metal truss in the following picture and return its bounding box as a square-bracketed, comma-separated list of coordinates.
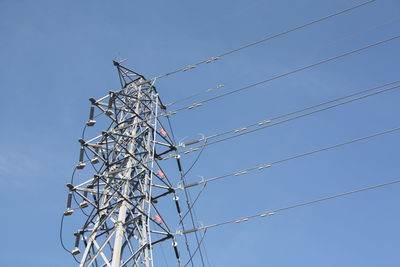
[64, 62, 180, 267]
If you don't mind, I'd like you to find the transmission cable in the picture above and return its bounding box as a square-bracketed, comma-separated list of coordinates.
[59, 214, 81, 264]
[175, 138, 211, 266]
[96, 31, 399, 126]
[178, 80, 400, 148]
[163, 34, 400, 117]
[152, 0, 377, 80]
[166, 106, 211, 266]
[158, 112, 200, 266]
[183, 229, 208, 267]
[174, 145, 207, 266]
[181, 126, 400, 189]
[166, 114, 206, 267]
[166, 16, 400, 108]
[175, 139, 209, 223]
[175, 82, 400, 154]
[177, 178, 400, 235]
[104, 30, 399, 128]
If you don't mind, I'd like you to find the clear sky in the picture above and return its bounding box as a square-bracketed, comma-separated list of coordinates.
[1, 0, 400, 266]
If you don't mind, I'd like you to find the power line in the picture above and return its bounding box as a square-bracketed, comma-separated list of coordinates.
[178, 80, 400, 149]
[183, 229, 208, 267]
[166, 16, 400, 108]
[91, 33, 399, 128]
[175, 152, 208, 266]
[163, 34, 400, 117]
[152, 0, 377, 80]
[177, 178, 400, 235]
[166, 113, 207, 266]
[59, 214, 80, 264]
[181, 126, 400, 189]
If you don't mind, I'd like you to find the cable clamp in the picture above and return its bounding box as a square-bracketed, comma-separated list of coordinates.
[180, 228, 198, 235]
[234, 218, 249, 223]
[198, 176, 205, 185]
[187, 103, 203, 109]
[162, 153, 178, 160]
[164, 111, 177, 117]
[182, 139, 200, 147]
[258, 164, 272, 170]
[183, 181, 200, 189]
[161, 111, 177, 117]
[206, 56, 219, 63]
[258, 120, 271, 125]
[175, 230, 183, 236]
[182, 65, 196, 71]
[260, 212, 275, 217]
[183, 147, 199, 154]
[234, 171, 248, 176]
[234, 127, 247, 133]
[197, 221, 205, 230]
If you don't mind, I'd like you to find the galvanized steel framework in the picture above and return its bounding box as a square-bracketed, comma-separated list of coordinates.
[65, 62, 180, 267]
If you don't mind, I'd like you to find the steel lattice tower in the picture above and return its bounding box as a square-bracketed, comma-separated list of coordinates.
[63, 61, 181, 267]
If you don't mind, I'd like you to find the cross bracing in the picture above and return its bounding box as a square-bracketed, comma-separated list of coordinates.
[64, 62, 183, 267]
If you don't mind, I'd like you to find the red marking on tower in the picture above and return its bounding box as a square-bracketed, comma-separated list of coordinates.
[160, 128, 168, 137]
[157, 170, 165, 178]
[155, 214, 163, 223]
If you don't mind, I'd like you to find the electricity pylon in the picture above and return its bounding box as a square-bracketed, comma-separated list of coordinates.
[63, 61, 181, 266]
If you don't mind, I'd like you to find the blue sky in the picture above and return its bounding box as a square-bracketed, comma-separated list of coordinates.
[1, 0, 400, 266]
